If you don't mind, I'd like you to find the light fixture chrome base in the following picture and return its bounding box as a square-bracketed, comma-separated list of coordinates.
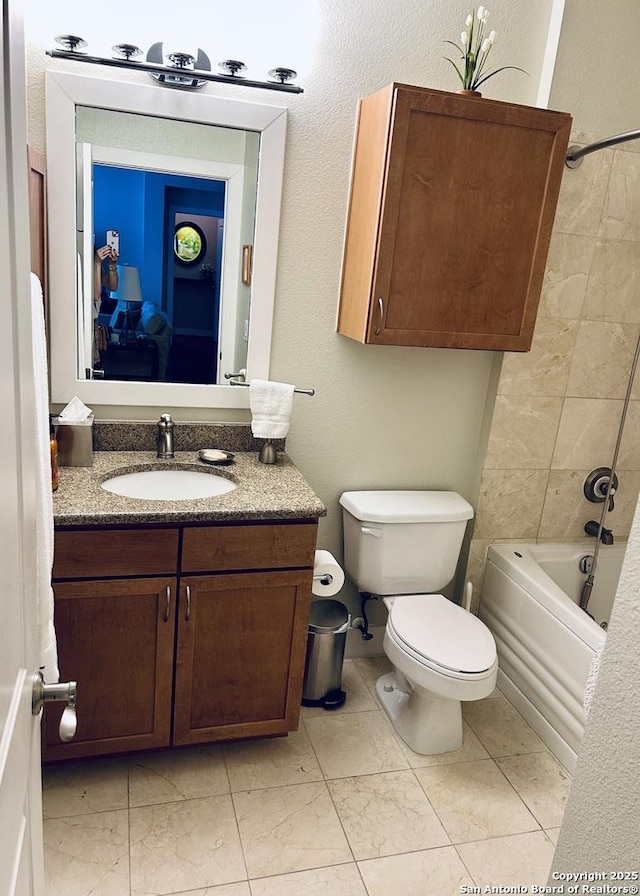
[47, 37, 303, 94]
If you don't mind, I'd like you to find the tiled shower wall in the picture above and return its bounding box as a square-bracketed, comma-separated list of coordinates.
[467, 130, 640, 604]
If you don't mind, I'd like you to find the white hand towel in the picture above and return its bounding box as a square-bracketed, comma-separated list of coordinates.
[249, 379, 295, 439]
[31, 273, 59, 683]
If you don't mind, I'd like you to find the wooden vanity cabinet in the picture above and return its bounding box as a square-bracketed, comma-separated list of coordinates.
[175, 523, 317, 746]
[43, 576, 177, 761]
[337, 83, 572, 351]
[46, 521, 317, 761]
[45, 528, 179, 761]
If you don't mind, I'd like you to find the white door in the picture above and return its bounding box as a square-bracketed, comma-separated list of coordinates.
[0, 2, 46, 894]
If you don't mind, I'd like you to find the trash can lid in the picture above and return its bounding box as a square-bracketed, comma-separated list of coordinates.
[309, 599, 350, 633]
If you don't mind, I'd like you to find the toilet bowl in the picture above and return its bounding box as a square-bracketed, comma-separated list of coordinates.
[377, 594, 497, 754]
[339, 489, 498, 756]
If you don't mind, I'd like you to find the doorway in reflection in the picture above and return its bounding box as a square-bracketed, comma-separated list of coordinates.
[93, 164, 226, 384]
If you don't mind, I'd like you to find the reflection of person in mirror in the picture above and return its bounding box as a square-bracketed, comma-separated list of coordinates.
[93, 244, 119, 314]
[93, 245, 118, 365]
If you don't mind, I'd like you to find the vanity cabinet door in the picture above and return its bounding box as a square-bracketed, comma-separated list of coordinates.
[43, 577, 176, 761]
[337, 83, 572, 351]
[173, 569, 313, 745]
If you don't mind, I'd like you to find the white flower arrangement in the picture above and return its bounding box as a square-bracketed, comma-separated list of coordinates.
[444, 6, 526, 92]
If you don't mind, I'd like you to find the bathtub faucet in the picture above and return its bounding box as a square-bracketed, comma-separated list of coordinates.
[584, 520, 614, 545]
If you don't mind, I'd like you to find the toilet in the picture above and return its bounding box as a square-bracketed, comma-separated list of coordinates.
[340, 490, 497, 755]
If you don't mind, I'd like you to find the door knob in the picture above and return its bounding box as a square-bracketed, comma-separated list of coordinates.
[32, 668, 78, 742]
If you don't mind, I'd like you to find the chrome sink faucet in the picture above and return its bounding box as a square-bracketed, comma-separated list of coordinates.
[157, 413, 175, 459]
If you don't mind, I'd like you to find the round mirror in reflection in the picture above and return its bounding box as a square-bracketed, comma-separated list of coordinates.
[174, 222, 206, 264]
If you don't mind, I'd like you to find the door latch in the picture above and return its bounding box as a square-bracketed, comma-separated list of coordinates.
[32, 668, 78, 742]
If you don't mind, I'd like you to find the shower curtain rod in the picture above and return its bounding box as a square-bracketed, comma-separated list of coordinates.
[565, 128, 640, 167]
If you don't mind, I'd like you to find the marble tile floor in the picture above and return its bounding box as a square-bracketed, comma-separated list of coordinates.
[42, 657, 570, 896]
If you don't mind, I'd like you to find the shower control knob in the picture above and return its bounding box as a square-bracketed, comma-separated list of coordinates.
[583, 467, 619, 511]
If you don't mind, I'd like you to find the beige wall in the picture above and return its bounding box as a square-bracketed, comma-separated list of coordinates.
[25, 0, 554, 627]
[468, 131, 640, 606]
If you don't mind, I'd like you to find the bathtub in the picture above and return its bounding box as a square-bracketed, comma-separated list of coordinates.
[479, 542, 624, 773]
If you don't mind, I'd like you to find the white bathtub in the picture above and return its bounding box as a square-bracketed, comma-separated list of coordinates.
[479, 542, 623, 773]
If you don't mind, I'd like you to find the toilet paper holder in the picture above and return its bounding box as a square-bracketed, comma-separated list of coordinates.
[314, 572, 334, 586]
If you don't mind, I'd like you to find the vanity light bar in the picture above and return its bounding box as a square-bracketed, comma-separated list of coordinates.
[46, 42, 304, 94]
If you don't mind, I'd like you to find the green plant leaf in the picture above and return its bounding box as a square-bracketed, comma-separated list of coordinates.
[443, 56, 464, 83]
[474, 65, 528, 88]
[442, 39, 464, 57]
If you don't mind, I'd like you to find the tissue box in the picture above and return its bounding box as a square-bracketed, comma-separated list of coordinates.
[54, 415, 94, 467]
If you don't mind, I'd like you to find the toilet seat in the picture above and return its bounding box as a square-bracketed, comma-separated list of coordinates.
[388, 594, 496, 675]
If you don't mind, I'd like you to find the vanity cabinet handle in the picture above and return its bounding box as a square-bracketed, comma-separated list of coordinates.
[163, 585, 171, 622]
[185, 584, 191, 622]
[374, 297, 384, 336]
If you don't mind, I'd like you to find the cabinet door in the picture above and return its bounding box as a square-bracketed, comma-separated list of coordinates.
[174, 570, 312, 745]
[339, 84, 571, 351]
[43, 577, 176, 761]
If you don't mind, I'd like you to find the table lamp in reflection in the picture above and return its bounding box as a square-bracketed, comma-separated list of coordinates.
[109, 264, 143, 342]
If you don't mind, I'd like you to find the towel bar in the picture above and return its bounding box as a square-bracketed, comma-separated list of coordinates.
[227, 378, 315, 396]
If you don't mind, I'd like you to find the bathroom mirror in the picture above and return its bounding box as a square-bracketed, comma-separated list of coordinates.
[46, 71, 287, 409]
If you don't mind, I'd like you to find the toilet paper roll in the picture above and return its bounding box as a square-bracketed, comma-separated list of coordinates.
[312, 549, 345, 597]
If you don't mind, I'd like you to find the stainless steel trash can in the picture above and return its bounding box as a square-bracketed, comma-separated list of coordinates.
[302, 599, 350, 709]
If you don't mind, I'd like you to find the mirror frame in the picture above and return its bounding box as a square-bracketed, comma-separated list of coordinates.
[45, 70, 287, 409]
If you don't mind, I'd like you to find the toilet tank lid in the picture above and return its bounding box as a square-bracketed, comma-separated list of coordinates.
[339, 491, 474, 523]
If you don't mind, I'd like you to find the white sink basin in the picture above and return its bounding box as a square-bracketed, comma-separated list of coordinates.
[101, 469, 236, 501]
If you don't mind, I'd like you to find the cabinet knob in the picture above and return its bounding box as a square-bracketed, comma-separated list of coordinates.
[375, 297, 384, 336]
[32, 668, 78, 742]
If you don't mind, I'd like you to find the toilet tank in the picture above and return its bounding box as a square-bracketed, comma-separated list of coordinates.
[340, 491, 473, 596]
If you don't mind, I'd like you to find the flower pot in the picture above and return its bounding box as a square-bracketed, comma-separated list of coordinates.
[456, 89, 482, 97]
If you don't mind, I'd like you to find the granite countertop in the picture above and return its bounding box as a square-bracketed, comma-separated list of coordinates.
[53, 450, 327, 527]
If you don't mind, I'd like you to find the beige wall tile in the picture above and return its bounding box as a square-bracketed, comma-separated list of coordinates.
[484, 395, 563, 469]
[566, 321, 640, 399]
[606, 470, 640, 537]
[539, 231, 595, 319]
[554, 148, 613, 237]
[619, 402, 640, 469]
[582, 239, 640, 323]
[551, 398, 621, 470]
[600, 149, 640, 241]
[466, 538, 490, 608]
[498, 318, 579, 397]
[474, 470, 549, 540]
[538, 470, 595, 539]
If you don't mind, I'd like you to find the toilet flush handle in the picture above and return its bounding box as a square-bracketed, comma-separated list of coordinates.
[361, 526, 382, 537]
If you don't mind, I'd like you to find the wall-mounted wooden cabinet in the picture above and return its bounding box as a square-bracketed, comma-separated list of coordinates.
[337, 84, 572, 352]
